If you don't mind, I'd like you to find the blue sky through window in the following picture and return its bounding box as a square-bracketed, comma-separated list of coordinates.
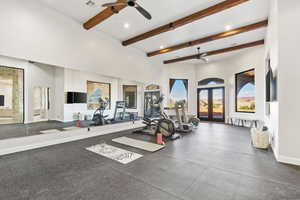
[238, 83, 255, 98]
[170, 80, 187, 101]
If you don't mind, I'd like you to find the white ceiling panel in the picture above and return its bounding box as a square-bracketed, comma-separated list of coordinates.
[39, 0, 270, 63]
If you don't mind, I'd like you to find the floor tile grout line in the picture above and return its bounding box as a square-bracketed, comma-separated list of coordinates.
[160, 154, 300, 191]
[181, 166, 207, 195]
[110, 166, 188, 200]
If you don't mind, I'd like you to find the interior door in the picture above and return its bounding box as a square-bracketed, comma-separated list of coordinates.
[198, 87, 225, 122]
[33, 87, 50, 122]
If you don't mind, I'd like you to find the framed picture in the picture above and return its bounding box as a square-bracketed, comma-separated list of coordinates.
[87, 81, 111, 110]
[235, 69, 256, 113]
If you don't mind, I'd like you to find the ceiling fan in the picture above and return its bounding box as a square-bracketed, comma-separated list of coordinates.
[102, 0, 152, 20]
[196, 47, 208, 63]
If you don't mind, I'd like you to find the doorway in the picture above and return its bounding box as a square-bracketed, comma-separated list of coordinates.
[197, 87, 225, 122]
[33, 87, 50, 122]
[144, 91, 160, 118]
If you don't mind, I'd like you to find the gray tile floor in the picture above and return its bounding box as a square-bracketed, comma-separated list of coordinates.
[0, 122, 300, 200]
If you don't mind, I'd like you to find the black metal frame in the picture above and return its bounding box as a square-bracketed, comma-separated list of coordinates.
[166, 78, 188, 110]
[197, 87, 225, 122]
[0, 65, 25, 124]
[122, 85, 137, 109]
[235, 68, 256, 113]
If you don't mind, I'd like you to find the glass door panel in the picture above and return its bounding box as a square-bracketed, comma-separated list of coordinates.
[212, 88, 224, 121]
[198, 89, 209, 119]
[198, 87, 224, 122]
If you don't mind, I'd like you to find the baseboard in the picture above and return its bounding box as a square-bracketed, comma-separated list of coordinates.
[277, 155, 300, 166]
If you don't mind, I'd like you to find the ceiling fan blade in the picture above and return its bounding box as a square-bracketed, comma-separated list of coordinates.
[102, 2, 127, 7]
[135, 3, 152, 20]
[201, 57, 209, 63]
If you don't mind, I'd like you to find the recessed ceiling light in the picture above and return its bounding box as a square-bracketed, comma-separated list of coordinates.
[160, 45, 164, 49]
[124, 23, 130, 29]
[86, 0, 95, 7]
[225, 25, 232, 31]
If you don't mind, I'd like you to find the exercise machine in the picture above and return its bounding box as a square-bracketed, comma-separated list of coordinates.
[174, 100, 200, 132]
[112, 101, 127, 121]
[139, 95, 179, 139]
[91, 97, 110, 126]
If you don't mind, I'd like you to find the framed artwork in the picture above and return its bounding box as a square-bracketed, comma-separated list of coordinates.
[235, 69, 256, 113]
[87, 81, 111, 110]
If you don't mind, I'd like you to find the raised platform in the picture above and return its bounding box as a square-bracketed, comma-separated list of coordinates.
[0, 121, 145, 156]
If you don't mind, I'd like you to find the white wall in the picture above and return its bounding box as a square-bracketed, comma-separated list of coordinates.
[63, 69, 118, 122]
[0, 55, 57, 123]
[159, 64, 198, 116]
[26, 63, 56, 122]
[0, 55, 146, 123]
[276, 0, 300, 165]
[118, 80, 145, 116]
[264, 0, 279, 158]
[53, 67, 65, 121]
[0, 0, 201, 122]
[264, 0, 300, 166]
[0, 0, 162, 84]
[63, 68, 145, 122]
[195, 46, 266, 122]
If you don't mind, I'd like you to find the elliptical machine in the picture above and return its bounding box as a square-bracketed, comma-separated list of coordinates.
[91, 97, 110, 126]
[174, 100, 200, 132]
[141, 95, 178, 139]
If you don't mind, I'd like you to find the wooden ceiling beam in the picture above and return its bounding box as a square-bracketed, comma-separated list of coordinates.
[83, 0, 127, 30]
[163, 40, 264, 64]
[148, 20, 268, 57]
[122, 0, 250, 46]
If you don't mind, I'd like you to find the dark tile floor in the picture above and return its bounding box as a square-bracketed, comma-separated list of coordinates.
[0, 122, 300, 200]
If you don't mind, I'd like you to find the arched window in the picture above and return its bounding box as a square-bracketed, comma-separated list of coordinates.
[145, 84, 160, 91]
[198, 78, 224, 86]
[168, 79, 188, 109]
[235, 69, 255, 113]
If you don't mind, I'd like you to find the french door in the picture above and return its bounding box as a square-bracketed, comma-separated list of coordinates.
[197, 87, 225, 122]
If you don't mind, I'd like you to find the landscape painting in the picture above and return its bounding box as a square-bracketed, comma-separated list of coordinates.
[235, 69, 255, 113]
[168, 79, 188, 109]
[87, 81, 111, 110]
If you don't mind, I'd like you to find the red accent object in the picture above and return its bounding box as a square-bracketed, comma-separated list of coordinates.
[76, 120, 81, 128]
[156, 133, 164, 145]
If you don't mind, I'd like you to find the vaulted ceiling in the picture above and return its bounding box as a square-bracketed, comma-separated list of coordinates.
[40, 0, 270, 64]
